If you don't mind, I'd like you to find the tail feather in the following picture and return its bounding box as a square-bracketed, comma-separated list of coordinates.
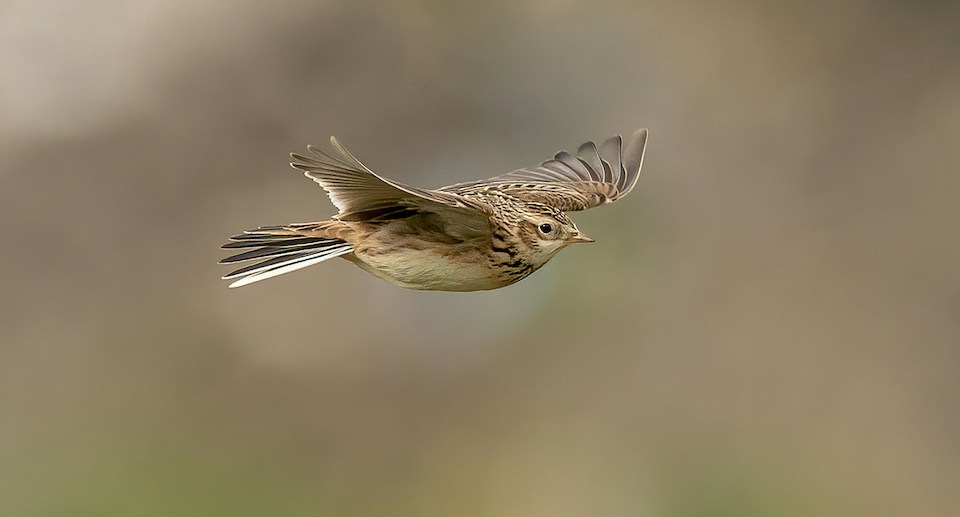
[219, 240, 332, 263]
[222, 236, 324, 249]
[220, 228, 353, 288]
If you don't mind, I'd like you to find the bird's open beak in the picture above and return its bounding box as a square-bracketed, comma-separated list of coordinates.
[569, 232, 595, 243]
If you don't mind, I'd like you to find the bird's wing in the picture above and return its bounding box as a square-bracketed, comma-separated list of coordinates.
[291, 137, 492, 224]
[441, 128, 648, 212]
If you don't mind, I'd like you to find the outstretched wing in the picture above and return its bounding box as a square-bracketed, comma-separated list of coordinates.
[291, 137, 491, 223]
[441, 128, 648, 212]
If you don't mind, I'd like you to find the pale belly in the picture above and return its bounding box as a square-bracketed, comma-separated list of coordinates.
[346, 245, 523, 291]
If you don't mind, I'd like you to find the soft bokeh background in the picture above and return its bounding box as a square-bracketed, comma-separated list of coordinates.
[3, 0, 959, 515]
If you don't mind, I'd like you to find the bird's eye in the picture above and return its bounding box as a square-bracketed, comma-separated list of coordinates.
[538, 223, 553, 234]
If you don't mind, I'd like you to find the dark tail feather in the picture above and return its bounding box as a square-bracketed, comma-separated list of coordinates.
[220, 229, 353, 288]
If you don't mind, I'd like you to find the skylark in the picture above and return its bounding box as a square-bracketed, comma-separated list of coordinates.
[221, 128, 648, 291]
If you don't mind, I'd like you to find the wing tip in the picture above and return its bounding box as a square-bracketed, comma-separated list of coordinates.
[619, 127, 649, 196]
[629, 128, 649, 151]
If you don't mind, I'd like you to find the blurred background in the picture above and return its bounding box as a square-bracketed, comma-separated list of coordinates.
[2, 0, 959, 515]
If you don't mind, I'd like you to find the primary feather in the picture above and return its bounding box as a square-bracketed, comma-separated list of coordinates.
[441, 128, 648, 211]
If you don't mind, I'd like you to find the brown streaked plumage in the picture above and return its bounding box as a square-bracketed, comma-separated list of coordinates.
[221, 128, 649, 290]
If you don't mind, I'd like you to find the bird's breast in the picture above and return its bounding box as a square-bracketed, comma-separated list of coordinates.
[348, 237, 527, 292]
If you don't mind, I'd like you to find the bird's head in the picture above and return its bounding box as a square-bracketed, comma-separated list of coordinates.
[519, 204, 593, 261]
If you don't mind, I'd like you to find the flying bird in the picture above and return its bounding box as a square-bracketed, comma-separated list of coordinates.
[221, 128, 648, 291]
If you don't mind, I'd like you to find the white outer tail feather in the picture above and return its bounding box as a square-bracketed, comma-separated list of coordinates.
[225, 244, 353, 288]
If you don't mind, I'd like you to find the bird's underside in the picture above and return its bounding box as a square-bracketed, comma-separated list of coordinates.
[221, 128, 648, 290]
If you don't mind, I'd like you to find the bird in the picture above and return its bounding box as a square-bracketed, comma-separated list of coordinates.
[221, 128, 648, 291]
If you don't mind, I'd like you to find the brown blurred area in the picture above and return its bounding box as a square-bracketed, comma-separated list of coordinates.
[2, 0, 959, 515]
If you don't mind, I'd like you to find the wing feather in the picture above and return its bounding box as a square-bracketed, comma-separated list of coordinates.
[576, 141, 606, 181]
[441, 128, 648, 211]
[600, 135, 623, 188]
[290, 137, 491, 222]
[554, 151, 591, 179]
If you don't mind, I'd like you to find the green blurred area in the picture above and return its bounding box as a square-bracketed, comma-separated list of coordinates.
[2, 0, 959, 515]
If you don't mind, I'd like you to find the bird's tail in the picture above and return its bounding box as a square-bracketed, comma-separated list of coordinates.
[220, 223, 353, 288]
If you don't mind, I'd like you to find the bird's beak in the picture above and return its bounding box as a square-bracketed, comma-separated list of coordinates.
[569, 232, 595, 243]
